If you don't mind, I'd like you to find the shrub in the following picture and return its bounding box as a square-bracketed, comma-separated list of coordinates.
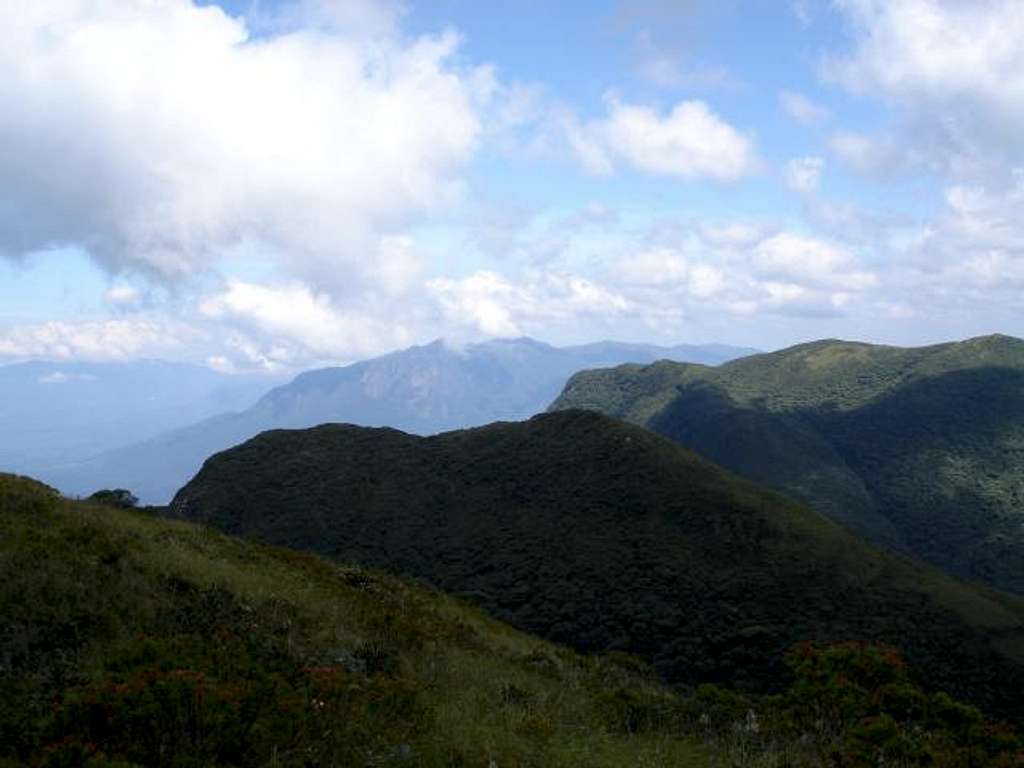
[87, 489, 139, 509]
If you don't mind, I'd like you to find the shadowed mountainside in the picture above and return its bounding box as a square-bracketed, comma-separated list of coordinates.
[550, 334, 1024, 593]
[169, 410, 1024, 718]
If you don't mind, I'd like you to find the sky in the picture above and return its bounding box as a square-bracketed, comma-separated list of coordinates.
[1, 0, 1023, 373]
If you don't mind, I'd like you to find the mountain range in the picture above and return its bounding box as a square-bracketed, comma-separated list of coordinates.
[40, 337, 755, 503]
[550, 333, 1024, 594]
[7, 333, 1024, 764]
[169, 409, 1024, 718]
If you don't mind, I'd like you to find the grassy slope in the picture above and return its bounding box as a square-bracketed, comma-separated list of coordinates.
[0, 473, 707, 767]
[550, 334, 1024, 592]
[168, 411, 1024, 719]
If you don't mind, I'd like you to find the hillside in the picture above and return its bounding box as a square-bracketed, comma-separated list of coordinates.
[42, 337, 755, 504]
[550, 334, 1024, 593]
[0, 471, 716, 766]
[169, 411, 1024, 719]
[6, 473, 1021, 767]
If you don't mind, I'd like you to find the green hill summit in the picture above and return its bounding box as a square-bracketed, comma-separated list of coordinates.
[170, 410, 1024, 718]
[551, 335, 1024, 593]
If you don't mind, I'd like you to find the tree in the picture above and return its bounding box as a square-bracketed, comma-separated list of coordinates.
[88, 489, 139, 509]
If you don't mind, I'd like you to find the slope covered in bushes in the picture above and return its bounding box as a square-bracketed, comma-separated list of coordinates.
[0, 473, 706, 766]
[169, 411, 1024, 719]
[5, 471, 1023, 765]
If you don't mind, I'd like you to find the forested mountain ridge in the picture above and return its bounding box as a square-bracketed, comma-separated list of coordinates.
[169, 410, 1024, 718]
[550, 334, 1024, 592]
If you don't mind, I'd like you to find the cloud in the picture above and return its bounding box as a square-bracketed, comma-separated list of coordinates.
[600, 226, 873, 321]
[0, 214, 891, 368]
[0, 319, 191, 362]
[105, 284, 142, 306]
[419, 213, 877, 342]
[567, 95, 757, 181]
[248, 0, 405, 37]
[698, 222, 769, 248]
[890, 172, 1024, 294]
[810, 168, 1024, 272]
[791, 0, 817, 26]
[752, 232, 877, 290]
[638, 58, 735, 91]
[827, 131, 910, 176]
[790, 165, 1024, 333]
[942, 171, 1024, 252]
[0, 0, 487, 289]
[427, 272, 523, 337]
[826, 0, 1024, 181]
[613, 248, 691, 287]
[427, 271, 631, 338]
[778, 90, 831, 124]
[605, 227, 876, 321]
[632, 31, 737, 90]
[784, 156, 825, 193]
[611, 247, 726, 298]
[368, 235, 425, 297]
[199, 279, 415, 366]
[829, 0, 1024, 106]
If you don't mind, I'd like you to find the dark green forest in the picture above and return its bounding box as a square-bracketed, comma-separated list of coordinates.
[551, 334, 1024, 593]
[170, 410, 1024, 720]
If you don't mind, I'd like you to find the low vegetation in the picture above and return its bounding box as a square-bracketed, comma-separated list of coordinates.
[1, 473, 705, 766]
[3, 472, 1022, 766]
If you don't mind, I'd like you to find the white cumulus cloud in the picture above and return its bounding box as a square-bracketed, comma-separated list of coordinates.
[0, 319, 191, 362]
[428, 271, 631, 338]
[827, 0, 1024, 181]
[105, 284, 142, 306]
[566, 95, 757, 181]
[0, 0, 487, 290]
[752, 232, 877, 290]
[199, 279, 415, 365]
